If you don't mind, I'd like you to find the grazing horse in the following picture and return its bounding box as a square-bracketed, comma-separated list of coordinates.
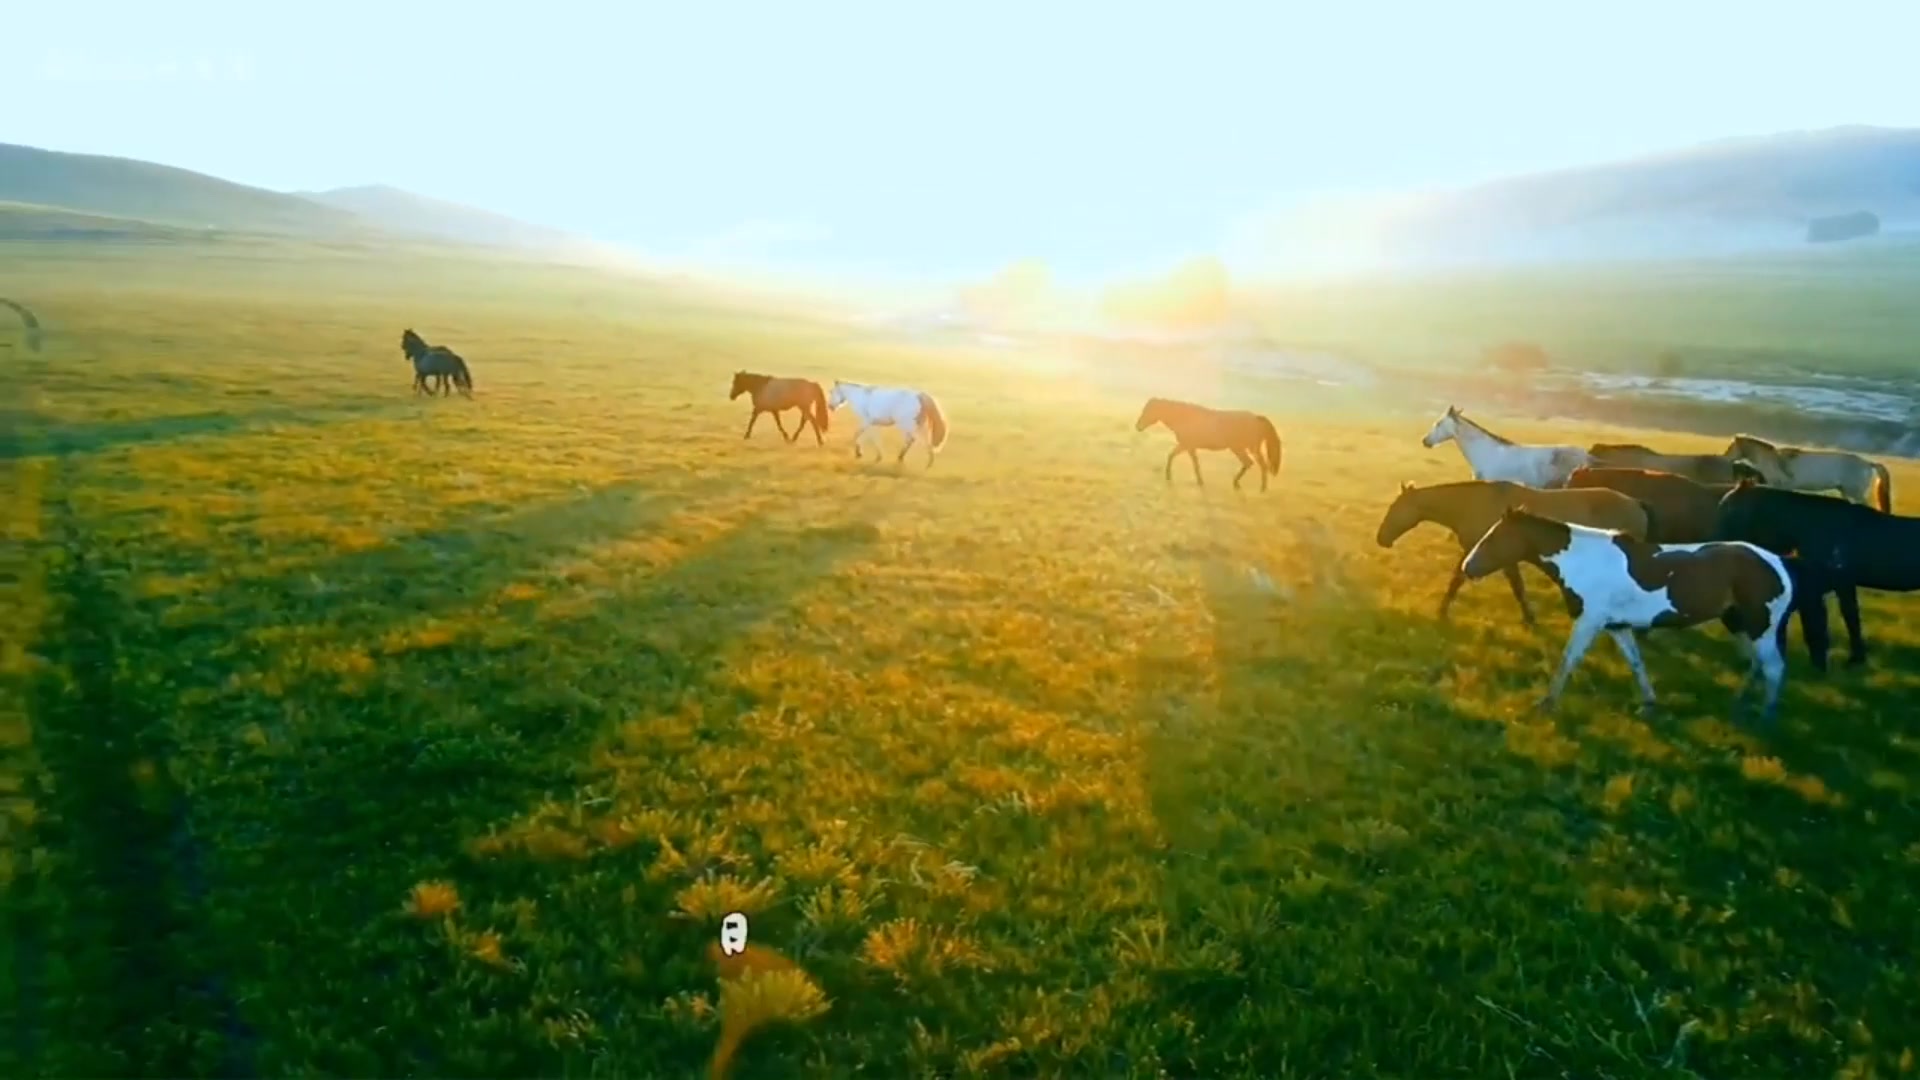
[1134, 397, 1283, 491]
[1587, 442, 1744, 485]
[1714, 479, 1920, 670]
[399, 329, 473, 397]
[1724, 434, 1892, 512]
[729, 371, 831, 445]
[1376, 479, 1654, 626]
[826, 380, 949, 467]
[1565, 466, 1748, 542]
[1462, 508, 1794, 721]
[1422, 406, 1588, 488]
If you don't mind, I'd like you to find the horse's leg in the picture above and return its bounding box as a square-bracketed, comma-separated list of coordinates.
[1537, 618, 1602, 712]
[1607, 628, 1658, 714]
[1783, 582, 1832, 675]
[743, 408, 763, 439]
[1502, 564, 1536, 627]
[1230, 447, 1253, 491]
[1164, 446, 1181, 484]
[1188, 449, 1205, 487]
[895, 429, 916, 466]
[1437, 566, 1468, 622]
[1754, 627, 1788, 723]
[1836, 582, 1868, 667]
[772, 411, 793, 442]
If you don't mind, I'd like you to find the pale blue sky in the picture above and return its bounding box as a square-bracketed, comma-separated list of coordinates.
[7, 0, 1918, 285]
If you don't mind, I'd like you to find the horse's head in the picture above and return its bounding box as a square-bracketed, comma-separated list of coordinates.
[728, 371, 750, 400]
[1421, 406, 1459, 448]
[827, 381, 847, 410]
[1725, 436, 1785, 482]
[1462, 506, 1563, 580]
[1375, 481, 1425, 548]
[400, 329, 424, 359]
[1134, 397, 1166, 432]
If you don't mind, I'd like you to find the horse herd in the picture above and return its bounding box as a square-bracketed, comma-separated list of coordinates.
[400, 332, 1917, 727]
[1391, 405, 1915, 723]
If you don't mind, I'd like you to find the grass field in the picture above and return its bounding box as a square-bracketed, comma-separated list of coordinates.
[5, 239, 1920, 1079]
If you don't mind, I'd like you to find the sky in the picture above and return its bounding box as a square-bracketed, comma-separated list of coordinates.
[7, 0, 1920, 287]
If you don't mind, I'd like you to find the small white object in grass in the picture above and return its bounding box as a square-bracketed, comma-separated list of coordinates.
[1247, 567, 1276, 594]
[719, 911, 749, 956]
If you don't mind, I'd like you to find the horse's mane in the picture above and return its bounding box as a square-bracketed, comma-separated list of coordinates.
[1592, 442, 1653, 453]
[1450, 408, 1512, 445]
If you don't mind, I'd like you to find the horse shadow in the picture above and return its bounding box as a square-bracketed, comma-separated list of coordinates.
[0, 402, 402, 461]
[20, 474, 882, 1076]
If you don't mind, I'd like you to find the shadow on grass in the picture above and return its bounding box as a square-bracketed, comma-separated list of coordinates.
[0, 401, 406, 461]
[130, 501, 874, 1074]
[1123, 561, 1920, 1077]
[19, 458, 882, 1076]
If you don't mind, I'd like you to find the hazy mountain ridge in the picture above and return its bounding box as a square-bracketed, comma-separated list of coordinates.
[0, 142, 605, 258]
[1250, 126, 1920, 272]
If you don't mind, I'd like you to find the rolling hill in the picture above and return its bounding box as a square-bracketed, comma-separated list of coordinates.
[0, 142, 610, 258]
[1252, 126, 1920, 272]
[295, 185, 607, 256]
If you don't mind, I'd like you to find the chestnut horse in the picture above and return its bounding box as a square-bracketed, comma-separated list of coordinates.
[730, 371, 831, 445]
[1565, 465, 1749, 542]
[1376, 479, 1654, 626]
[1135, 397, 1282, 491]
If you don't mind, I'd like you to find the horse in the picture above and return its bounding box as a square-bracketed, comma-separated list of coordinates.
[1376, 479, 1655, 627]
[1422, 406, 1589, 488]
[399, 329, 473, 397]
[1714, 479, 1920, 671]
[729, 371, 831, 445]
[1461, 507, 1794, 721]
[1724, 434, 1892, 512]
[1587, 442, 1744, 485]
[1133, 397, 1283, 491]
[826, 380, 949, 467]
[1565, 465, 1748, 543]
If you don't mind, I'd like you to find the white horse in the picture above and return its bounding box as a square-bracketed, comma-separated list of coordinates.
[1422, 405, 1590, 488]
[826, 380, 950, 467]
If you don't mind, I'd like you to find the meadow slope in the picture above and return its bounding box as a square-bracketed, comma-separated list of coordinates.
[4, 242, 1920, 1079]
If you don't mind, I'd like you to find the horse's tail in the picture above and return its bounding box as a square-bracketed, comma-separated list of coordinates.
[808, 382, 831, 433]
[1257, 416, 1283, 474]
[1871, 460, 1892, 513]
[452, 355, 473, 393]
[918, 392, 949, 451]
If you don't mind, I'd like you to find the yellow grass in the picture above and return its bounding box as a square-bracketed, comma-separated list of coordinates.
[5, 239, 1920, 1077]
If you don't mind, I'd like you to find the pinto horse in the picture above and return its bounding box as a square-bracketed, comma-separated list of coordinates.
[1134, 397, 1282, 491]
[1422, 406, 1589, 488]
[1714, 479, 1920, 671]
[729, 371, 831, 445]
[1725, 434, 1892, 512]
[1376, 479, 1654, 626]
[827, 380, 949, 466]
[1565, 465, 1749, 542]
[1587, 442, 1743, 485]
[1462, 508, 1794, 721]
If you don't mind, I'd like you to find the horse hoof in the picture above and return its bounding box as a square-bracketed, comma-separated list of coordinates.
[1634, 703, 1661, 719]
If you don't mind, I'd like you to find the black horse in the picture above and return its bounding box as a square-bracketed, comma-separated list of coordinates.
[399, 329, 473, 397]
[1715, 478, 1920, 671]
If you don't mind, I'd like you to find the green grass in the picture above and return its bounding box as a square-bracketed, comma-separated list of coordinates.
[1243, 241, 1920, 382]
[5, 238, 1920, 1079]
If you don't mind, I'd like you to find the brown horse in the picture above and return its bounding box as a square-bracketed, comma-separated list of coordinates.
[730, 371, 831, 445]
[1725, 433, 1892, 512]
[1565, 465, 1749, 542]
[1376, 479, 1654, 626]
[1134, 397, 1283, 490]
[1587, 442, 1742, 485]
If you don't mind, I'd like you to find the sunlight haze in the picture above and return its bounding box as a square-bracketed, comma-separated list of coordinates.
[8, 0, 1919, 285]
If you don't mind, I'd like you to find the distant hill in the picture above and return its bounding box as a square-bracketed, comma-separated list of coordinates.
[0, 142, 372, 238]
[296, 185, 610, 256]
[1257, 126, 1920, 272]
[0, 142, 618, 260]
